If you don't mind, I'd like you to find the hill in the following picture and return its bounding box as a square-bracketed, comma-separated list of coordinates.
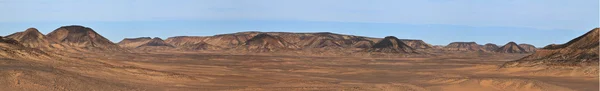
[0, 36, 49, 59]
[46, 25, 120, 50]
[166, 32, 377, 51]
[400, 39, 433, 49]
[518, 44, 537, 53]
[118, 37, 174, 49]
[367, 36, 415, 53]
[495, 42, 528, 53]
[443, 42, 483, 51]
[482, 43, 499, 52]
[241, 33, 299, 52]
[504, 28, 599, 67]
[5, 28, 55, 48]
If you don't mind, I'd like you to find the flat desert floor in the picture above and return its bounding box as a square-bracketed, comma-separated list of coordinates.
[1, 51, 598, 91]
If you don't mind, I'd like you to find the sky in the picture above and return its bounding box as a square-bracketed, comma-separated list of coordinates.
[0, 0, 598, 47]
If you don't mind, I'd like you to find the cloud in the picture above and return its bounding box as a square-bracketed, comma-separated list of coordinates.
[0, 0, 597, 30]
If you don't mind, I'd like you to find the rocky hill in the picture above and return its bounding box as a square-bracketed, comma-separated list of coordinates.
[118, 37, 174, 49]
[444, 42, 483, 51]
[166, 32, 378, 51]
[518, 44, 537, 53]
[0, 36, 49, 59]
[240, 33, 299, 52]
[504, 28, 599, 67]
[46, 25, 120, 50]
[495, 42, 528, 53]
[367, 36, 415, 53]
[482, 43, 499, 52]
[400, 39, 433, 49]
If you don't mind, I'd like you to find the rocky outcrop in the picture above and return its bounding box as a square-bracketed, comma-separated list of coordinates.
[504, 28, 599, 67]
[46, 25, 120, 50]
[482, 43, 499, 52]
[241, 33, 299, 52]
[518, 44, 537, 53]
[367, 36, 415, 53]
[5, 28, 55, 48]
[444, 42, 483, 51]
[0, 36, 49, 59]
[495, 42, 528, 53]
[118, 37, 174, 49]
[166, 32, 378, 51]
[400, 39, 433, 49]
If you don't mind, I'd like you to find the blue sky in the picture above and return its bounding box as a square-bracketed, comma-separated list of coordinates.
[0, 0, 598, 47]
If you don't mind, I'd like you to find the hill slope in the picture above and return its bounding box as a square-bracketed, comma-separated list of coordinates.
[400, 39, 433, 49]
[241, 33, 299, 52]
[444, 42, 483, 51]
[118, 37, 174, 49]
[495, 42, 528, 53]
[482, 43, 499, 52]
[504, 28, 599, 67]
[6, 28, 55, 48]
[46, 25, 120, 50]
[518, 44, 537, 53]
[367, 36, 415, 53]
[0, 36, 49, 60]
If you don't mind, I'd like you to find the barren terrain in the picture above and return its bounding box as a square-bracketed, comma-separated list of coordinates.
[0, 26, 597, 91]
[1, 50, 596, 91]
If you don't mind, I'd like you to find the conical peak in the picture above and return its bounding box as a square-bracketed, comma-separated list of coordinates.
[506, 42, 518, 45]
[24, 28, 40, 33]
[152, 37, 163, 40]
[383, 36, 398, 39]
[59, 25, 86, 28]
[55, 25, 95, 34]
[18, 27, 44, 36]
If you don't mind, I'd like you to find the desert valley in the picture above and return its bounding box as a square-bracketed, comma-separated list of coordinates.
[0, 25, 598, 91]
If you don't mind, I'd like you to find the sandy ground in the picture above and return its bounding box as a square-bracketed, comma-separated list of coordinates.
[0, 51, 597, 91]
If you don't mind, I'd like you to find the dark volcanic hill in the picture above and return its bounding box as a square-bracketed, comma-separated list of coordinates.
[400, 39, 433, 49]
[46, 25, 119, 50]
[482, 43, 499, 52]
[518, 44, 537, 53]
[118, 37, 174, 48]
[6, 28, 53, 48]
[444, 42, 483, 51]
[495, 42, 528, 53]
[367, 36, 415, 53]
[241, 33, 299, 52]
[504, 28, 599, 67]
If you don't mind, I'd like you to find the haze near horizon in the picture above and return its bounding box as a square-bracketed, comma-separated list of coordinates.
[0, 0, 598, 47]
